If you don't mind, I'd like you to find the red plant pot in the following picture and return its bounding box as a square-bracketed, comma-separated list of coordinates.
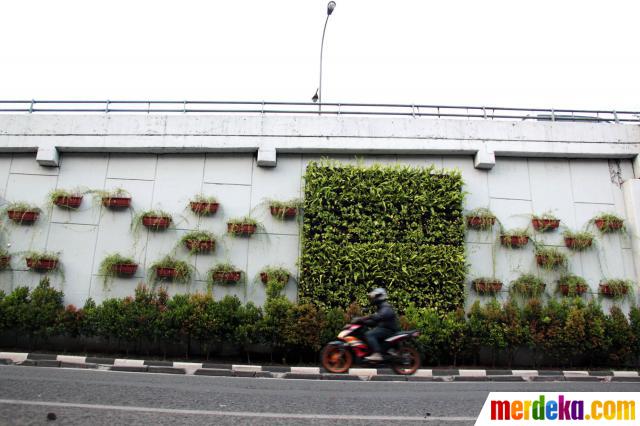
[213, 271, 242, 283]
[156, 267, 178, 279]
[7, 210, 39, 223]
[227, 223, 257, 235]
[26, 258, 58, 271]
[558, 284, 588, 296]
[564, 237, 593, 249]
[500, 235, 529, 247]
[270, 206, 298, 218]
[190, 202, 219, 215]
[532, 219, 560, 231]
[185, 239, 215, 252]
[535, 255, 563, 268]
[260, 272, 290, 284]
[142, 216, 172, 229]
[595, 219, 624, 231]
[113, 263, 138, 276]
[466, 216, 495, 229]
[599, 283, 628, 296]
[54, 196, 83, 209]
[102, 197, 132, 209]
[472, 279, 502, 294]
[0, 255, 10, 269]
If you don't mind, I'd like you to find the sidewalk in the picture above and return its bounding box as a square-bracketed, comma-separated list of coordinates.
[2, 352, 639, 382]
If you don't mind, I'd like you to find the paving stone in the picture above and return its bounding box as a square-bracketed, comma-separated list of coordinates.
[109, 366, 148, 372]
[147, 366, 185, 374]
[453, 376, 488, 381]
[370, 375, 408, 382]
[489, 375, 526, 382]
[532, 376, 565, 382]
[322, 374, 361, 381]
[611, 377, 640, 382]
[194, 368, 234, 377]
[282, 373, 321, 380]
[35, 360, 61, 367]
[60, 362, 98, 369]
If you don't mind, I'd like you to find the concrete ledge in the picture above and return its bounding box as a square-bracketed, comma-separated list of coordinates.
[35, 360, 61, 368]
[144, 360, 174, 367]
[564, 376, 603, 382]
[0, 359, 12, 365]
[173, 362, 203, 375]
[147, 366, 186, 375]
[611, 376, 640, 382]
[538, 370, 563, 376]
[486, 370, 512, 376]
[407, 376, 436, 382]
[322, 374, 362, 381]
[512, 370, 538, 377]
[413, 369, 433, 377]
[194, 368, 233, 377]
[612, 371, 639, 377]
[202, 362, 233, 370]
[254, 372, 273, 378]
[114, 359, 145, 367]
[109, 366, 149, 373]
[282, 373, 321, 380]
[458, 369, 486, 377]
[349, 368, 377, 377]
[261, 365, 291, 373]
[57, 355, 87, 364]
[432, 369, 458, 376]
[370, 375, 408, 382]
[233, 371, 257, 378]
[489, 375, 526, 382]
[27, 353, 58, 361]
[232, 364, 262, 373]
[453, 376, 488, 382]
[563, 371, 590, 377]
[589, 370, 613, 376]
[60, 362, 98, 369]
[85, 357, 115, 365]
[290, 367, 321, 375]
[0, 352, 28, 363]
[532, 376, 565, 382]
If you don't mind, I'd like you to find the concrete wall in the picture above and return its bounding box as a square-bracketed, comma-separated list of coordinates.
[0, 114, 638, 310]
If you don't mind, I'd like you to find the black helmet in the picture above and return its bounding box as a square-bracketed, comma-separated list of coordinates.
[368, 288, 388, 304]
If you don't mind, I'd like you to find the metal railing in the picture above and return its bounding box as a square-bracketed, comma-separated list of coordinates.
[0, 100, 638, 123]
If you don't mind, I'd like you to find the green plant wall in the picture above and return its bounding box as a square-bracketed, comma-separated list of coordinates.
[299, 161, 466, 312]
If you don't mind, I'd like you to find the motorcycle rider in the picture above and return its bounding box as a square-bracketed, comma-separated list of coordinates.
[361, 288, 400, 362]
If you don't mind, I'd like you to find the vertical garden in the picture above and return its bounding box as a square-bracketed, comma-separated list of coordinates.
[299, 161, 467, 312]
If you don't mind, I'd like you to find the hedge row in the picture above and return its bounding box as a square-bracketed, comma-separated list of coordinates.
[2, 279, 639, 367]
[300, 162, 466, 311]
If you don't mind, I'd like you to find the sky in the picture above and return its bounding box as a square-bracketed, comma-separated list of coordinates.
[1, 0, 639, 111]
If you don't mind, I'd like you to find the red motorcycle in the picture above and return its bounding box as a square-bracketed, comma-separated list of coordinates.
[320, 318, 421, 375]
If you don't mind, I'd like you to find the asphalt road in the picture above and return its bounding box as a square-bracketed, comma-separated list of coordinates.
[0, 366, 639, 425]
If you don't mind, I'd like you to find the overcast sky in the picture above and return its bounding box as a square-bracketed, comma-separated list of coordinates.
[1, 0, 639, 111]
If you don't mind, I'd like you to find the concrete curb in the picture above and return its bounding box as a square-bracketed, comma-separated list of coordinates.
[1, 352, 638, 382]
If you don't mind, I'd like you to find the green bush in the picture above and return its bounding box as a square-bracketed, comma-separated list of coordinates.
[606, 306, 633, 367]
[300, 161, 465, 312]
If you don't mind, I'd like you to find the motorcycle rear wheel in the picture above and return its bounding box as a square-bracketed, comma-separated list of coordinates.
[391, 346, 420, 375]
[321, 344, 353, 373]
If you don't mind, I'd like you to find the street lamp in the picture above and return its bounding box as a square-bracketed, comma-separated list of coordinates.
[313, 1, 336, 113]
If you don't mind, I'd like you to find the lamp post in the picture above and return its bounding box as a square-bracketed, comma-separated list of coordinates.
[315, 1, 336, 113]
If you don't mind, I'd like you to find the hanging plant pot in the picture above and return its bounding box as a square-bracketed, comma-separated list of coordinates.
[155, 267, 178, 279]
[190, 201, 219, 215]
[472, 278, 502, 294]
[500, 235, 529, 248]
[595, 218, 624, 232]
[184, 239, 215, 253]
[269, 206, 298, 219]
[466, 216, 495, 230]
[0, 255, 10, 269]
[7, 210, 40, 224]
[54, 195, 83, 209]
[558, 283, 588, 296]
[260, 272, 290, 285]
[227, 222, 257, 236]
[532, 218, 560, 232]
[598, 281, 631, 298]
[102, 197, 132, 209]
[113, 263, 138, 277]
[212, 271, 242, 283]
[26, 258, 58, 271]
[142, 215, 172, 230]
[535, 254, 565, 269]
[564, 236, 593, 250]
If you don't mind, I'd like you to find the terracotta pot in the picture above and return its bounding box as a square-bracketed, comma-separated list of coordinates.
[227, 223, 257, 235]
[270, 206, 298, 218]
[466, 216, 495, 229]
[113, 263, 138, 276]
[535, 254, 564, 267]
[260, 272, 290, 284]
[532, 218, 560, 231]
[142, 216, 172, 229]
[0, 255, 10, 269]
[185, 239, 215, 252]
[156, 267, 178, 279]
[472, 279, 502, 294]
[190, 202, 219, 215]
[500, 235, 529, 247]
[558, 283, 587, 296]
[564, 237, 593, 249]
[599, 283, 628, 296]
[595, 219, 624, 231]
[54, 196, 83, 209]
[26, 258, 58, 271]
[7, 210, 39, 223]
[213, 271, 242, 283]
[102, 197, 131, 209]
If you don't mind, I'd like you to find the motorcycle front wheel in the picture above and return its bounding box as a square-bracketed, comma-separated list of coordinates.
[391, 346, 421, 375]
[320, 344, 353, 373]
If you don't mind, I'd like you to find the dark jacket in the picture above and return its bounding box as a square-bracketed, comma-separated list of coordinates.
[367, 301, 400, 332]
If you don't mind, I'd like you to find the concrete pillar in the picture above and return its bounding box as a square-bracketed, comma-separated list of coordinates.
[622, 178, 640, 284]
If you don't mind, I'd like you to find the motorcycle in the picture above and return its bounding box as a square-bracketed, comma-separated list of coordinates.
[320, 317, 421, 375]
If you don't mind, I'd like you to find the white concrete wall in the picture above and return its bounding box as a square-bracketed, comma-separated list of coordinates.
[0, 113, 638, 309]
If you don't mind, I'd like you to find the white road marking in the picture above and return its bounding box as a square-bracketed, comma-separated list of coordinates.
[0, 399, 476, 422]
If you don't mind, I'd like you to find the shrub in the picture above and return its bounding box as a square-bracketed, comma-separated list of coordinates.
[24, 277, 64, 341]
[300, 161, 465, 313]
[629, 307, 640, 367]
[606, 306, 633, 367]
